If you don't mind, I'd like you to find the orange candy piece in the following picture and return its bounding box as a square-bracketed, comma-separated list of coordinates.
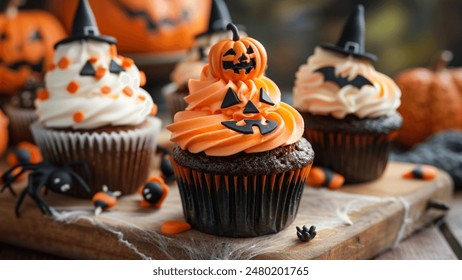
[122, 57, 134, 68]
[73, 112, 84, 123]
[139, 71, 146, 87]
[123, 86, 133, 97]
[48, 64, 56, 71]
[92, 192, 117, 209]
[66, 81, 80, 94]
[161, 221, 191, 235]
[109, 45, 117, 57]
[95, 66, 106, 80]
[88, 56, 99, 63]
[150, 103, 158, 116]
[57, 56, 71, 70]
[37, 89, 49, 100]
[101, 85, 112, 94]
[307, 167, 345, 190]
[403, 165, 438, 180]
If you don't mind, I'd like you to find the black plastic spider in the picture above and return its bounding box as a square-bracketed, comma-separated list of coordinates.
[1, 161, 91, 217]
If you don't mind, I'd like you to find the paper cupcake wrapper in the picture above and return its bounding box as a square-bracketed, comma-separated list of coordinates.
[172, 159, 312, 237]
[162, 83, 188, 120]
[3, 104, 37, 144]
[305, 129, 398, 183]
[31, 117, 161, 197]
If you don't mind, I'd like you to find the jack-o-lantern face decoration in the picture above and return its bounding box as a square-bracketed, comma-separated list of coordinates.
[209, 24, 267, 82]
[0, 10, 66, 95]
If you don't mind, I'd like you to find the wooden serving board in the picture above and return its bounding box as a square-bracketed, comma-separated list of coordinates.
[0, 161, 453, 260]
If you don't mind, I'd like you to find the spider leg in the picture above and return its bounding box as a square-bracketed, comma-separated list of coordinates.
[15, 188, 29, 217]
[15, 172, 48, 217]
[1, 164, 41, 196]
[68, 170, 91, 194]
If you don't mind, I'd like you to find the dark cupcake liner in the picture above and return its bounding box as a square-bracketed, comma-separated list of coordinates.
[304, 129, 398, 183]
[171, 159, 313, 237]
[162, 83, 188, 120]
[3, 104, 37, 144]
[30, 117, 161, 198]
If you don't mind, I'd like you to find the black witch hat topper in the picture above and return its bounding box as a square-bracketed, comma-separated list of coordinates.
[54, 0, 116, 48]
[197, 0, 232, 37]
[321, 4, 377, 61]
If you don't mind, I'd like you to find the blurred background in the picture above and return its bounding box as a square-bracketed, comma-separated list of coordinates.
[3, 0, 462, 90]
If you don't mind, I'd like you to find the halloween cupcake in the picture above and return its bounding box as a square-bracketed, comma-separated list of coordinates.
[293, 4, 402, 183]
[167, 23, 314, 237]
[31, 0, 160, 197]
[3, 78, 43, 143]
[162, 0, 243, 120]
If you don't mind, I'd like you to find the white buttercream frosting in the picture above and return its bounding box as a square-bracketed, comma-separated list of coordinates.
[36, 40, 154, 129]
[293, 47, 401, 119]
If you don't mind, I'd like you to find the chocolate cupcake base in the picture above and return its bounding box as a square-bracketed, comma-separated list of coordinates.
[31, 117, 161, 197]
[171, 138, 314, 237]
[302, 112, 402, 184]
[162, 83, 188, 120]
[3, 103, 37, 144]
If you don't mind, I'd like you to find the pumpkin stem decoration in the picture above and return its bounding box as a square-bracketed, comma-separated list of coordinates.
[209, 23, 267, 82]
[227, 23, 240, 41]
[431, 50, 453, 71]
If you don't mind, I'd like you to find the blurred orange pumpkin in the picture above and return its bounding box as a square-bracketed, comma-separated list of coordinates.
[0, 5, 66, 96]
[0, 110, 8, 155]
[395, 51, 462, 148]
[48, 0, 211, 54]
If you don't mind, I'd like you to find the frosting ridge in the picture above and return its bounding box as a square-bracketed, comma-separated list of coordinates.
[293, 47, 401, 119]
[36, 40, 154, 129]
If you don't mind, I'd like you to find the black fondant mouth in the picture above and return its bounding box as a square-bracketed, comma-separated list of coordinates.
[0, 58, 44, 72]
[222, 58, 256, 74]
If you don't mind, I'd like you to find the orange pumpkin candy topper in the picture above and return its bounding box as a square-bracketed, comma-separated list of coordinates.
[0, 2, 66, 95]
[209, 23, 267, 82]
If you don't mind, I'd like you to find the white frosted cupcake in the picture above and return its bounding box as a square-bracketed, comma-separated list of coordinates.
[31, 0, 160, 197]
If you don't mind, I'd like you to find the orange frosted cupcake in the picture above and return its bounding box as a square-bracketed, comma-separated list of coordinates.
[167, 24, 314, 237]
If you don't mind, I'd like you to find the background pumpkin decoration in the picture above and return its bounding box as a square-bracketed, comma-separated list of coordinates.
[48, 0, 210, 54]
[0, 1, 66, 97]
[395, 50, 462, 148]
[0, 110, 8, 156]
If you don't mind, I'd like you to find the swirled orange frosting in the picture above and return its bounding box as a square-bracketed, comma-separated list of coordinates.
[167, 65, 304, 156]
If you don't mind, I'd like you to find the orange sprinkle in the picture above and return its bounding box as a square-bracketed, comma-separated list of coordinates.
[48, 64, 56, 71]
[88, 56, 99, 63]
[57, 56, 71, 70]
[122, 57, 134, 68]
[161, 221, 191, 235]
[139, 70, 146, 87]
[66, 81, 80, 94]
[95, 66, 106, 80]
[123, 86, 133, 97]
[138, 94, 146, 101]
[109, 45, 117, 57]
[101, 85, 112, 94]
[150, 103, 158, 116]
[73, 112, 84, 123]
[37, 89, 50, 100]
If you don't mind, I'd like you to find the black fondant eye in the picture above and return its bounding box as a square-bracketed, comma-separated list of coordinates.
[0, 33, 7, 41]
[29, 30, 42, 41]
[109, 59, 124, 74]
[247, 46, 254, 54]
[223, 48, 236, 56]
[80, 60, 96, 76]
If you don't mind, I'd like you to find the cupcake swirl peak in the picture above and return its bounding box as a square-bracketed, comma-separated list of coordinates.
[168, 24, 304, 156]
[35, 0, 154, 129]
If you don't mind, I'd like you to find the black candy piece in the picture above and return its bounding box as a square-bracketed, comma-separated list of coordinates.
[142, 182, 164, 204]
[80, 60, 96, 76]
[221, 88, 240, 109]
[221, 120, 277, 135]
[315, 66, 373, 89]
[109, 59, 125, 74]
[391, 131, 462, 187]
[243, 101, 259, 114]
[259, 88, 275, 105]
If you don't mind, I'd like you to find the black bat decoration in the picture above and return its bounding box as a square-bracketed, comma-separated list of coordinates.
[315, 66, 373, 89]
